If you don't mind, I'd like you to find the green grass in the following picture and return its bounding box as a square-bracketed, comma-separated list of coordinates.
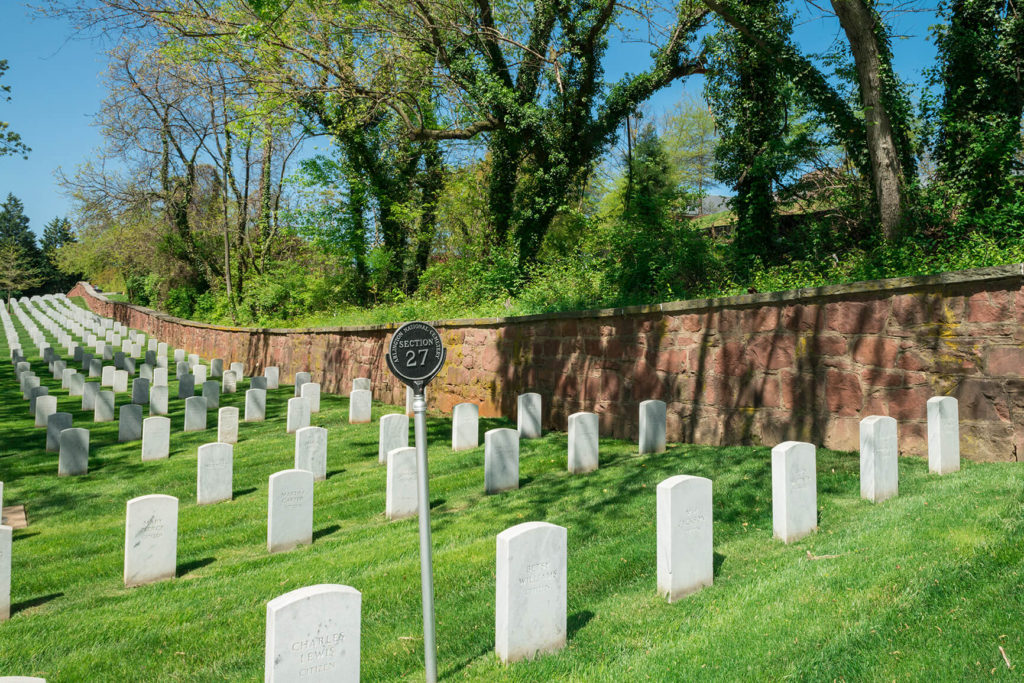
[2, 314, 1024, 680]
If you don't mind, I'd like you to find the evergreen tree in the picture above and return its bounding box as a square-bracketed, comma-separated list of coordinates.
[41, 216, 80, 292]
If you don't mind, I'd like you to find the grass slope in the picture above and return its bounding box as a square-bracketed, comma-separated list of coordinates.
[1, 312, 1023, 680]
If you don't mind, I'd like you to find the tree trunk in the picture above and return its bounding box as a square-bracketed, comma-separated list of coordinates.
[831, 0, 904, 239]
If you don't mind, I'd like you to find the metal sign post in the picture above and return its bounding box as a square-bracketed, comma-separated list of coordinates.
[386, 321, 446, 683]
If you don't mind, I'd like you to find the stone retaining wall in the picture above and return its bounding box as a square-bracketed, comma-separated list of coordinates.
[69, 264, 1024, 462]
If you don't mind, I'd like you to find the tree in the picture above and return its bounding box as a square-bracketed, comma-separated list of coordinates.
[932, 0, 1024, 217]
[0, 238, 44, 303]
[0, 59, 30, 160]
[41, 216, 80, 292]
[662, 97, 719, 210]
[0, 193, 39, 258]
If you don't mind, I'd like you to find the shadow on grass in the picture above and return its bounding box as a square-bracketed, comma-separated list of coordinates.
[713, 551, 726, 577]
[313, 525, 341, 542]
[326, 469, 346, 480]
[177, 557, 215, 577]
[233, 487, 257, 498]
[568, 609, 595, 638]
[11, 592, 63, 615]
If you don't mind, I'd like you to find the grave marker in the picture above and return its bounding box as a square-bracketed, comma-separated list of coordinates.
[567, 412, 599, 474]
[639, 399, 667, 454]
[295, 426, 328, 481]
[517, 393, 542, 439]
[58, 428, 89, 476]
[124, 494, 178, 587]
[184, 396, 208, 432]
[264, 584, 361, 682]
[301, 382, 321, 413]
[197, 443, 233, 504]
[378, 414, 409, 465]
[451, 403, 479, 451]
[118, 404, 143, 442]
[245, 389, 266, 423]
[267, 469, 314, 553]
[860, 416, 898, 503]
[657, 475, 713, 602]
[772, 441, 818, 544]
[287, 397, 310, 434]
[348, 389, 371, 423]
[142, 416, 171, 461]
[927, 396, 960, 474]
[218, 407, 239, 445]
[386, 447, 418, 520]
[485, 428, 519, 494]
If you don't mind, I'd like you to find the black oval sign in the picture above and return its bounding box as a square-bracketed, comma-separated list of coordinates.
[386, 321, 446, 390]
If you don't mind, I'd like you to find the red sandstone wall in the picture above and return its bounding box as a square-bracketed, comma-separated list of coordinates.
[69, 264, 1024, 462]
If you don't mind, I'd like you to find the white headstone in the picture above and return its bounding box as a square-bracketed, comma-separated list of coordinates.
[218, 407, 239, 445]
[142, 416, 171, 461]
[495, 521, 567, 663]
[348, 390, 371, 424]
[229, 361, 244, 378]
[295, 426, 328, 482]
[197, 442, 233, 505]
[657, 475, 713, 602]
[153, 367, 168, 387]
[264, 584, 361, 682]
[101, 365, 115, 388]
[124, 494, 178, 587]
[118, 404, 143, 442]
[112, 369, 129, 394]
[267, 469, 314, 553]
[639, 399, 667, 454]
[264, 366, 279, 389]
[193, 364, 207, 385]
[150, 385, 169, 416]
[352, 377, 370, 392]
[301, 382, 321, 414]
[245, 388, 266, 422]
[287, 397, 311, 434]
[82, 381, 99, 411]
[860, 415, 898, 503]
[294, 371, 311, 397]
[378, 414, 409, 465]
[222, 370, 237, 394]
[385, 446, 418, 520]
[132, 377, 150, 405]
[772, 441, 818, 543]
[567, 412, 599, 474]
[202, 380, 220, 410]
[174, 348, 185, 363]
[485, 428, 519, 494]
[94, 390, 115, 422]
[46, 412, 72, 453]
[210, 358, 223, 378]
[34, 395, 57, 428]
[927, 396, 960, 474]
[517, 392, 542, 439]
[178, 374, 195, 400]
[184, 396, 208, 432]
[0, 525, 9, 622]
[452, 403, 479, 451]
[58, 427, 89, 476]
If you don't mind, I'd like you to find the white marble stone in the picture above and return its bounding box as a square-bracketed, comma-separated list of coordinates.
[210, 358, 223, 378]
[295, 426, 328, 481]
[218, 407, 239, 444]
[517, 392, 542, 439]
[197, 442, 233, 504]
[46, 412, 72, 452]
[452, 403, 479, 451]
[567, 412, 599, 474]
[202, 380, 220, 410]
[294, 371, 311, 397]
[485, 428, 519, 494]
[657, 475, 713, 602]
[193, 364, 207, 385]
[101, 365, 115, 388]
[287, 397, 311, 434]
[386, 446, 418, 520]
[153, 367, 168, 387]
[245, 388, 266, 422]
[58, 428, 89, 476]
[184, 396, 208, 432]
[82, 381, 99, 411]
[250, 376, 267, 391]
[112, 369, 129, 394]
[150, 385, 169, 416]
[34, 395, 57, 428]
[0, 525, 10, 622]
[860, 415, 898, 503]
[118, 404, 143, 442]
[301, 382, 321, 414]
[188, 353, 200, 369]
[267, 469, 314, 553]
[94, 390, 115, 422]
[61, 367, 77, 389]
[352, 377, 370, 392]
[229, 361, 244, 379]
[178, 374, 195, 400]
[495, 521, 567, 663]
[142, 416, 171, 461]
[348, 389, 371, 424]
[639, 399, 667, 454]
[132, 377, 150, 405]
[176, 360, 190, 380]
[174, 348, 185, 363]
[772, 441, 818, 543]
[927, 396, 960, 474]
[264, 584, 361, 682]
[378, 414, 409, 465]
[222, 370, 237, 394]
[264, 366, 279, 389]
[124, 494, 178, 587]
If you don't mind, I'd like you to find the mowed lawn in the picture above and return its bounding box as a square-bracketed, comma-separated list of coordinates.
[1, 314, 1024, 680]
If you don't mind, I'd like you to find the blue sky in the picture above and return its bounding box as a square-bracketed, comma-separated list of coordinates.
[0, 2, 939, 236]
